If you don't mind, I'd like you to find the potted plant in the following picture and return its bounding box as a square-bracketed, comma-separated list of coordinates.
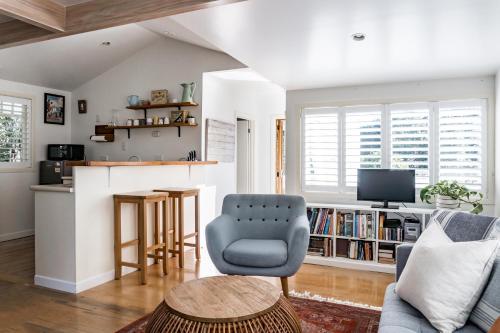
[420, 180, 483, 214]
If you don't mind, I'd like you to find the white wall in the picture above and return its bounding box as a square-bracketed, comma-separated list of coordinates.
[0, 79, 71, 241]
[71, 37, 243, 162]
[496, 72, 500, 216]
[286, 76, 496, 212]
[202, 74, 286, 212]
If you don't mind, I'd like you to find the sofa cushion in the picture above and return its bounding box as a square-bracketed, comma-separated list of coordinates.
[379, 283, 484, 333]
[223, 239, 288, 268]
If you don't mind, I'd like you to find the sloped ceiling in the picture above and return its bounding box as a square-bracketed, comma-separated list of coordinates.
[0, 24, 161, 91]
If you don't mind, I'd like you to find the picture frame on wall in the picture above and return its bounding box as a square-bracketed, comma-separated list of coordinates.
[44, 93, 65, 125]
[151, 89, 168, 105]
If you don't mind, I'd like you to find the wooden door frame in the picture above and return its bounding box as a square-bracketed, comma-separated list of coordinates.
[274, 117, 285, 194]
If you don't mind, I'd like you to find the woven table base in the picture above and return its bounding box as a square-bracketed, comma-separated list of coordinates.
[146, 295, 301, 333]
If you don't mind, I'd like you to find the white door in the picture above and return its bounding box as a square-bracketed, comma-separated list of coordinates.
[237, 119, 250, 193]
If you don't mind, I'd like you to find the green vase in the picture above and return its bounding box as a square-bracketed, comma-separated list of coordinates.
[181, 82, 196, 103]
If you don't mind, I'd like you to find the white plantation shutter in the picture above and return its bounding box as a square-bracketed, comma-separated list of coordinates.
[344, 106, 382, 186]
[303, 108, 339, 189]
[438, 100, 484, 190]
[0, 95, 32, 169]
[389, 103, 430, 187]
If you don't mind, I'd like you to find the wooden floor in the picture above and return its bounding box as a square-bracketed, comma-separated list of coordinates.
[0, 236, 393, 332]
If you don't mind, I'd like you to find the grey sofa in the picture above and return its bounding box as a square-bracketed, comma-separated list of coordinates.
[379, 210, 500, 333]
[205, 194, 310, 296]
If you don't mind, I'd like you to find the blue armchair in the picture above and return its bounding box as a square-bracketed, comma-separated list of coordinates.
[205, 194, 310, 297]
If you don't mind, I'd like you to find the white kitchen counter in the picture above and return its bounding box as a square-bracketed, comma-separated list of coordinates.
[31, 164, 217, 294]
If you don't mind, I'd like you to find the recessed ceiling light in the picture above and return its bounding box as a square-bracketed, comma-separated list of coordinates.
[351, 33, 366, 41]
[101, 41, 111, 46]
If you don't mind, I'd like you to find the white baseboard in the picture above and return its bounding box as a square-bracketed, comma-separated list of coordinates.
[35, 267, 138, 294]
[0, 229, 34, 242]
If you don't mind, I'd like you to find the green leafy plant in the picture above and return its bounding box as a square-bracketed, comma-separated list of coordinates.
[420, 180, 483, 214]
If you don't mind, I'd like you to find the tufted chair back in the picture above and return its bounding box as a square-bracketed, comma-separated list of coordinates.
[221, 194, 306, 241]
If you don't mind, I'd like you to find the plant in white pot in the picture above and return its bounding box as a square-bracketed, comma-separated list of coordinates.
[420, 180, 483, 214]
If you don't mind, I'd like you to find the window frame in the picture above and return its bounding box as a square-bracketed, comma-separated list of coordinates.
[0, 93, 34, 172]
[300, 98, 489, 200]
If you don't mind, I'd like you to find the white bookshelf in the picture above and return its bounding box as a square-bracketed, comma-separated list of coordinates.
[304, 203, 434, 274]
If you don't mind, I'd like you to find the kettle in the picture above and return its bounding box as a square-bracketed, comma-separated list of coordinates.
[180, 82, 196, 103]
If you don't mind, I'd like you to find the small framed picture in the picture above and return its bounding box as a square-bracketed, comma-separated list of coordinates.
[171, 110, 188, 123]
[151, 89, 168, 105]
[78, 100, 87, 114]
[44, 93, 65, 125]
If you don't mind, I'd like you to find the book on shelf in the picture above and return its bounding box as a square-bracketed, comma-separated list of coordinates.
[336, 211, 375, 239]
[378, 213, 403, 241]
[307, 208, 334, 235]
[336, 238, 373, 261]
[378, 243, 396, 264]
[308, 236, 333, 257]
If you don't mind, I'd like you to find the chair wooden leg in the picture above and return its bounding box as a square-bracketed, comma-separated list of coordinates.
[162, 199, 168, 276]
[280, 277, 289, 298]
[194, 193, 200, 260]
[171, 198, 176, 258]
[113, 199, 122, 280]
[154, 202, 160, 264]
[138, 201, 148, 285]
[178, 196, 185, 269]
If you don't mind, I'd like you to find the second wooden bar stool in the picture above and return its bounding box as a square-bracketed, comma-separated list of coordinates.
[113, 191, 169, 285]
[153, 187, 200, 268]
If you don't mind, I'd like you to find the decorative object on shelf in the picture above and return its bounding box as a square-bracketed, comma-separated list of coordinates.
[170, 98, 178, 103]
[146, 118, 153, 125]
[139, 99, 150, 106]
[127, 95, 140, 106]
[91, 125, 114, 142]
[158, 118, 164, 125]
[78, 100, 87, 114]
[420, 180, 483, 214]
[171, 110, 188, 123]
[151, 89, 168, 105]
[186, 115, 196, 125]
[126, 119, 133, 126]
[153, 116, 159, 125]
[180, 82, 196, 103]
[186, 150, 197, 161]
[206, 119, 235, 163]
[133, 119, 140, 126]
[44, 93, 65, 125]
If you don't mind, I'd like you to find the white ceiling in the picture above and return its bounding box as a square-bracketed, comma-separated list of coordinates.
[171, 0, 500, 90]
[0, 24, 160, 90]
[208, 68, 268, 82]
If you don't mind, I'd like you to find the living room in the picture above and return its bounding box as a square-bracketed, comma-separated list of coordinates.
[0, 0, 499, 332]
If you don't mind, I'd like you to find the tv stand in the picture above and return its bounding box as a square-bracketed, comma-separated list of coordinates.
[371, 201, 399, 209]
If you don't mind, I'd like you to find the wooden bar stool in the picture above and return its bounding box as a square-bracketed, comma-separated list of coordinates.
[113, 191, 169, 285]
[153, 188, 200, 268]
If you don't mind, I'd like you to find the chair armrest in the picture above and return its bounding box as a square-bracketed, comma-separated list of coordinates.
[205, 214, 238, 262]
[396, 243, 414, 281]
[284, 215, 310, 275]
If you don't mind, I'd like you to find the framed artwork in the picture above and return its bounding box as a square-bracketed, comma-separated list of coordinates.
[151, 89, 168, 105]
[78, 100, 87, 114]
[44, 93, 65, 125]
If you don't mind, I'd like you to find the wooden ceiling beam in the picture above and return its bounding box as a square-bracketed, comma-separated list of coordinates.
[0, 19, 53, 47]
[0, 0, 65, 32]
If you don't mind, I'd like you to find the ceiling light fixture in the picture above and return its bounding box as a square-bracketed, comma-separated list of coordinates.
[351, 33, 366, 41]
[101, 41, 111, 46]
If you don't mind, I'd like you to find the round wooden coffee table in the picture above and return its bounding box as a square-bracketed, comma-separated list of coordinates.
[146, 276, 302, 332]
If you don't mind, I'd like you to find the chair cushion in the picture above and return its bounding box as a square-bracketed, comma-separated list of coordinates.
[379, 283, 484, 333]
[223, 239, 288, 268]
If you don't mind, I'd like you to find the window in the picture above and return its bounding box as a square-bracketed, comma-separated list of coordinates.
[0, 95, 32, 169]
[303, 108, 339, 189]
[301, 99, 487, 195]
[344, 106, 382, 186]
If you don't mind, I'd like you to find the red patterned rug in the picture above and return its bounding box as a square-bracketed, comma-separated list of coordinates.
[116, 296, 380, 333]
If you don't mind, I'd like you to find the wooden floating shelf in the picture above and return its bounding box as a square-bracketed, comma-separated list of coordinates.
[126, 102, 198, 110]
[105, 123, 197, 138]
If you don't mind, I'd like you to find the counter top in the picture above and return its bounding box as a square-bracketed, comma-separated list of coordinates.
[31, 184, 74, 193]
[66, 161, 218, 167]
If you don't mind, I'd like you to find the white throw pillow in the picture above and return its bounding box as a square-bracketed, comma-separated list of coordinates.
[395, 222, 499, 333]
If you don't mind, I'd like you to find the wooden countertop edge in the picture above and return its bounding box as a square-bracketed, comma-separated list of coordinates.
[66, 161, 218, 167]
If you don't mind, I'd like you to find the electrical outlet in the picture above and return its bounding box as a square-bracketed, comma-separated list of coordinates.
[152, 130, 160, 138]
[121, 141, 127, 151]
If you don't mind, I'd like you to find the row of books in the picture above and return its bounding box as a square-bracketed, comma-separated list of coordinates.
[336, 211, 376, 239]
[378, 244, 396, 264]
[307, 208, 334, 235]
[336, 239, 374, 261]
[308, 236, 334, 257]
[380, 227, 403, 242]
[378, 212, 404, 241]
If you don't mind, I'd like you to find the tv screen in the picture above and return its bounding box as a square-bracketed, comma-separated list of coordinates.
[357, 169, 415, 204]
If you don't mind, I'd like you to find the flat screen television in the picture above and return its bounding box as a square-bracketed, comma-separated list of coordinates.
[357, 169, 415, 209]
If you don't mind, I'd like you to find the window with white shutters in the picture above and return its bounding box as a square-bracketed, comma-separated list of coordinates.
[0, 95, 32, 169]
[344, 106, 382, 187]
[303, 108, 339, 190]
[389, 103, 430, 187]
[438, 100, 483, 191]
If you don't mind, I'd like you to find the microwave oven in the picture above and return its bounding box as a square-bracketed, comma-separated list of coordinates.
[47, 144, 85, 161]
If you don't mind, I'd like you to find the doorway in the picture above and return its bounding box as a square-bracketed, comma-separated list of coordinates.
[275, 118, 286, 194]
[237, 118, 252, 193]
